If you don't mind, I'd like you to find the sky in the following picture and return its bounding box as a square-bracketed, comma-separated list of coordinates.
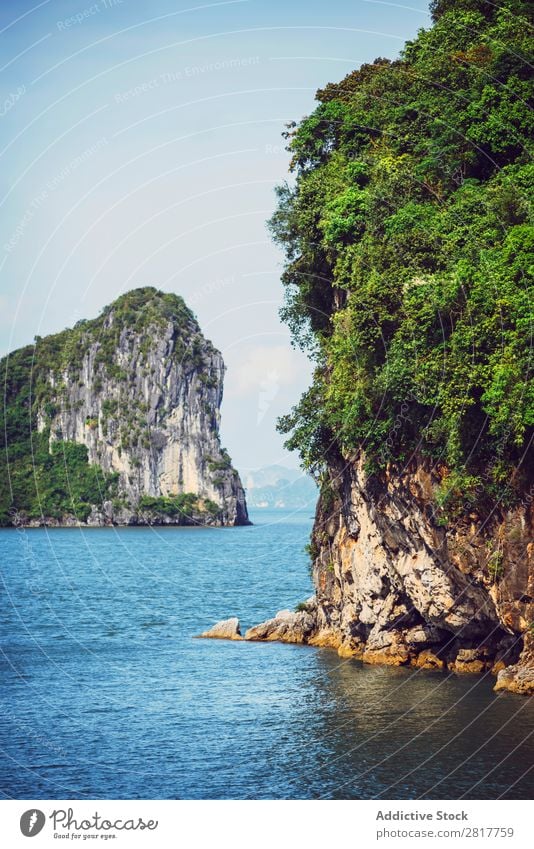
[0, 0, 431, 472]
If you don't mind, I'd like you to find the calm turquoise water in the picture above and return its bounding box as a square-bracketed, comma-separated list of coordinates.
[1, 509, 533, 800]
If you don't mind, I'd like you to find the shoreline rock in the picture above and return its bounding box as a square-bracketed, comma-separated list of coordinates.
[13, 513, 248, 529]
[494, 633, 534, 695]
[199, 598, 533, 695]
[198, 617, 243, 640]
[244, 601, 317, 644]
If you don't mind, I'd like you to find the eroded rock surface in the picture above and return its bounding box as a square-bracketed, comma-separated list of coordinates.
[243, 455, 533, 695]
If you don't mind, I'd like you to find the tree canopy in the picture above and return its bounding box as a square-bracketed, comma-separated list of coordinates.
[270, 0, 533, 517]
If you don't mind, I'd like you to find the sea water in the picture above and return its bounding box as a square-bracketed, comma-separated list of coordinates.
[1, 510, 533, 799]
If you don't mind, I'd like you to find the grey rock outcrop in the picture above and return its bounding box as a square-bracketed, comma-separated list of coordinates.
[199, 618, 243, 640]
[245, 602, 316, 644]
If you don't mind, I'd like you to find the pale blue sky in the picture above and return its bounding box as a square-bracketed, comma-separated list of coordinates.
[0, 0, 431, 470]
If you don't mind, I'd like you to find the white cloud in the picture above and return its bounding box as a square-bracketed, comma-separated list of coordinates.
[227, 345, 302, 397]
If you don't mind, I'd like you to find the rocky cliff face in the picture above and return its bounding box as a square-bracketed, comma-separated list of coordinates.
[305, 454, 533, 694]
[243, 452, 533, 695]
[32, 288, 248, 526]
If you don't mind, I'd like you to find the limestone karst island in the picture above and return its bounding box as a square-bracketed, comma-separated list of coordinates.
[0, 288, 249, 528]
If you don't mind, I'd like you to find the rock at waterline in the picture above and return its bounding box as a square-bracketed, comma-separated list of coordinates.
[198, 617, 243, 640]
[197, 603, 317, 645]
[494, 661, 534, 696]
[244, 601, 317, 644]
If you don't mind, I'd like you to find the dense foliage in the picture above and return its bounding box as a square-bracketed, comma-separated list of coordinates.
[270, 0, 533, 516]
[138, 494, 221, 522]
[0, 288, 208, 525]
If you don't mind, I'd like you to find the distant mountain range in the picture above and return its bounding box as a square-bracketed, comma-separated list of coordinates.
[243, 465, 318, 509]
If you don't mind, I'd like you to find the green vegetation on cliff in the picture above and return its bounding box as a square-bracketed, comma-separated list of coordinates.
[270, 0, 533, 515]
[0, 334, 119, 524]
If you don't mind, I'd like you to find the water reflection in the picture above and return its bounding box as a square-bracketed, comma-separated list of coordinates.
[280, 651, 534, 799]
